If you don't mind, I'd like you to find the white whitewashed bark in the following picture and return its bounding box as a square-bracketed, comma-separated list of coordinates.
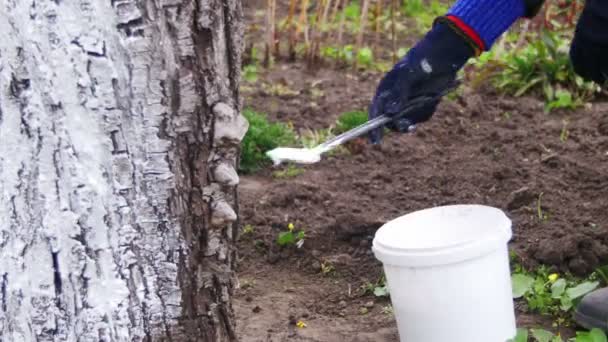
[0, 0, 245, 341]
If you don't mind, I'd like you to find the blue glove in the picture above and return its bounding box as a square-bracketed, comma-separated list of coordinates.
[368, 0, 530, 144]
[368, 22, 474, 144]
[570, 0, 608, 85]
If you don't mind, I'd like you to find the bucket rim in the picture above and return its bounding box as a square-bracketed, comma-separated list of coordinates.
[372, 204, 512, 267]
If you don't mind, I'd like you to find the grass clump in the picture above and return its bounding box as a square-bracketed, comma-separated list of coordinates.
[470, 30, 599, 112]
[335, 110, 368, 134]
[240, 108, 296, 173]
[511, 260, 601, 326]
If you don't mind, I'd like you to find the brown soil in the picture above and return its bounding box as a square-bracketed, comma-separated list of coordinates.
[235, 1, 608, 341]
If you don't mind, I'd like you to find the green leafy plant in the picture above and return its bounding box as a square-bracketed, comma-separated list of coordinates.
[403, 0, 447, 31]
[356, 47, 374, 67]
[472, 30, 598, 111]
[240, 108, 297, 173]
[362, 275, 389, 297]
[277, 223, 305, 248]
[511, 327, 607, 342]
[511, 266, 599, 316]
[242, 64, 259, 83]
[335, 110, 368, 134]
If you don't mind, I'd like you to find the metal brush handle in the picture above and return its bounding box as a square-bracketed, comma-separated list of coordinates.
[317, 81, 460, 153]
[317, 94, 438, 152]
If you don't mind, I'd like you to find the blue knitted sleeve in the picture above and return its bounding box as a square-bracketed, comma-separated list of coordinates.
[447, 0, 526, 49]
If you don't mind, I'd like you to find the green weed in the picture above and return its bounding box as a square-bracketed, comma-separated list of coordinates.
[277, 222, 305, 248]
[243, 64, 259, 83]
[240, 108, 297, 173]
[362, 275, 389, 297]
[356, 47, 374, 68]
[511, 266, 599, 317]
[335, 110, 368, 134]
[511, 327, 607, 342]
[472, 30, 599, 111]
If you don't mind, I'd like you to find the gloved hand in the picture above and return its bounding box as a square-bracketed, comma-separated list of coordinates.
[367, 22, 475, 144]
[570, 0, 608, 85]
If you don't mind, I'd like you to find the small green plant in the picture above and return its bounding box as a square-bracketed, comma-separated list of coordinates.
[277, 222, 305, 248]
[320, 261, 335, 276]
[546, 89, 578, 112]
[335, 110, 368, 134]
[356, 47, 374, 68]
[320, 44, 355, 64]
[511, 327, 608, 342]
[511, 266, 599, 317]
[242, 224, 255, 235]
[472, 30, 598, 111]
[242, 64, 258, 83]
[362, 275, 389, 297]
[272, 164, 304, 179]
[403, 0, 447, 31]
[240, 108, 297, 173]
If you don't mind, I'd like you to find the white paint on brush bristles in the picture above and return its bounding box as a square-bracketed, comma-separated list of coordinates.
[266, 147, 322, 165]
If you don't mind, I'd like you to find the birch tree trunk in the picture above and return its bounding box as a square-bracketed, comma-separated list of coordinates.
[0, 1, 245, 341]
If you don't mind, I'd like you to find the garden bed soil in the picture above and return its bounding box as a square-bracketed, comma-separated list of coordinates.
[234, 1, 608, 341]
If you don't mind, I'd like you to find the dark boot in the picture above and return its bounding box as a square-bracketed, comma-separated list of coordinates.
[575, 287, 608, 331]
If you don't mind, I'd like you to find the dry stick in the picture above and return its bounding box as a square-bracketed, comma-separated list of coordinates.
[335, 0, 348, 67]
[287, 0, 299, 61]
[264, 0, 274, 67]
[328, 0, 342, 37]
[514, 20, 530, 51]
[390, 0, 397, 64]
[354, 0, 371, 69]
[374, 0, 383, 51]
[297, 0, 310, 49]
[271, 0, 278, 57]
[314, 0, 333, 64]
[308, 0, 326, 66]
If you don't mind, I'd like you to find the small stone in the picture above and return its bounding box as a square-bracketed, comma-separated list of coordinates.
[311, 250, 321, 258]
[338, 300, 347, 308]
[311, 260, 321, 271]
[359, 307, 369, 315]
[364, 301, 375, 309]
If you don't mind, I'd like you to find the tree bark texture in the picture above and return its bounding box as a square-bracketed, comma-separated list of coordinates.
[0, 1, 245, 341]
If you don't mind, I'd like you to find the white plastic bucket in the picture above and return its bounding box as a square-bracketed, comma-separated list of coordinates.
[372, 204, 516, 342]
